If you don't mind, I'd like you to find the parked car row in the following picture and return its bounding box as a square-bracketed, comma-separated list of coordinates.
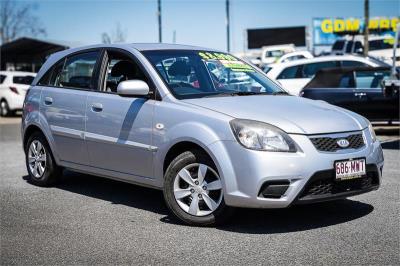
[265, 55, 388, 95]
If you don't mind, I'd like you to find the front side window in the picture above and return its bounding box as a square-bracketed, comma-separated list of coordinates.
[143, 50, 283, 99]
[355, 70, 391, 88]
[103, 50, 148, 93]
[54, 51, 100, 89]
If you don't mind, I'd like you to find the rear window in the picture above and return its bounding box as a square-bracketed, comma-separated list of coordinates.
[13, 76, 35, 85]
[0, 75, 6, 84]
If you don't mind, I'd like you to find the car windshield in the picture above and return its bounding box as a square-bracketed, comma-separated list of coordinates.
[143, 50, 284, 99]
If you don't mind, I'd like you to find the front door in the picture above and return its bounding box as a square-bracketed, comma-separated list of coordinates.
[85, 49, 155, 178]
[353, 70, 396, 120]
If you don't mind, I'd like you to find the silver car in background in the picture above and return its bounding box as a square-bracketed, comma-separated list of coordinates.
[22, 44, 384, 226]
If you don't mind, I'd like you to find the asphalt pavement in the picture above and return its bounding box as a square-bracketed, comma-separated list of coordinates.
[1, 117, 399, 265]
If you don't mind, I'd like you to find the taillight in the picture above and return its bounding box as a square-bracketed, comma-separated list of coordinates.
[9, 87, 19, 94]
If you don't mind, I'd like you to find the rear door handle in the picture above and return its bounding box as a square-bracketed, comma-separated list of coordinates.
[44, 97, 53, 105]
[91, 103, 103, 112]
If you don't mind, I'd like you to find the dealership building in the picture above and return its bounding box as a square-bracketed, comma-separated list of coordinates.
[0, 37, 71, 72]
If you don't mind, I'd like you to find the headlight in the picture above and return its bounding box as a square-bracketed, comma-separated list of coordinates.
[230, 119, 297, 152]
[368, 122, 377, 142]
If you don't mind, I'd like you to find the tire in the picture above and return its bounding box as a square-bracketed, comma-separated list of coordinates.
[25, 131, 62, 186]
[0, 100, 11, 117]
[163, 149, 234, 226]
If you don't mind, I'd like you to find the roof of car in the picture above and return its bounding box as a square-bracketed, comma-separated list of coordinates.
[129, 43, 217, 51]
[268, 55, 372, 68]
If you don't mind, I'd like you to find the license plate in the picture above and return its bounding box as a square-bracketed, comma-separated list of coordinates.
[334, 158, 366, 180]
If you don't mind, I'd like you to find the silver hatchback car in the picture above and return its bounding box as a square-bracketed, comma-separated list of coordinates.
[22, 44, 384, 226]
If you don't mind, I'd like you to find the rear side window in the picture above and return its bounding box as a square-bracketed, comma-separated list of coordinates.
[0, 75, 6, 84]
[13, 76, 35, 85]
[277, 65, 299, 79]
[341, 60, 369, 67]
[56, 51, 100, 89]
[302, 61, 338, 78]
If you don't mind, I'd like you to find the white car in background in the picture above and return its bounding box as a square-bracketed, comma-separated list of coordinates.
[276, 50, 314, 63]
[266, 55, 387, 95]
[331, 35, 400, 66]
[260, 44, 295, 67]
[0, 71, 36, 117]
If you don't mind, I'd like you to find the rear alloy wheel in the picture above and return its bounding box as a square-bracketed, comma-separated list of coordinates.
[0, 100, 10, 117]
[25, 132, 62, 186]
[164, 150, 233, 226]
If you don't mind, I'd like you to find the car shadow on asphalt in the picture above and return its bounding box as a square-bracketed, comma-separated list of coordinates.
[161, 199, 374, 233]
[23, 171, 374, 233]
[23, 170, 170, 216]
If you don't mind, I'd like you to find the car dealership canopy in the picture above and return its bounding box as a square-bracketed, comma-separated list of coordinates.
[0, 37, 69, 72]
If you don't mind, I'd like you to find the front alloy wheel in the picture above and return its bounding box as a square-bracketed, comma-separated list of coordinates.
[164, 150, 233, 226]
[173, 163, 223, 216]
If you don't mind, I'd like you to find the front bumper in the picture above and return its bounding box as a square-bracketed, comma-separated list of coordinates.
[207, 128, 384, 208]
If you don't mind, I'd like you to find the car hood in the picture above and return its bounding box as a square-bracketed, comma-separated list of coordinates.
[183, 95, 367, 134]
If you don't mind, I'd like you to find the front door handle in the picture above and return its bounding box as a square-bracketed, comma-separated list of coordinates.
[91, 103, 103, 112]
[44, 97, 53, 105]
[354, 92, 366, 97]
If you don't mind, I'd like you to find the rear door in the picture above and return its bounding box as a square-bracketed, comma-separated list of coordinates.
[40, 50, 101, 165]
[353, 70, 396, 121]
[85, 48, 155, 179]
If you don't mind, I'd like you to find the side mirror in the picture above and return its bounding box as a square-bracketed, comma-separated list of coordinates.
[117, 80, 150, 97]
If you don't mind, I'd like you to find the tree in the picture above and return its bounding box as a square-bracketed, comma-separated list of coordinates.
[101, 23, 127, 44]
[0, 0, 46, 44]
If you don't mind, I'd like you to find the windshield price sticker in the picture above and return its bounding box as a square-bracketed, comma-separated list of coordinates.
[198, 52, 255, 72]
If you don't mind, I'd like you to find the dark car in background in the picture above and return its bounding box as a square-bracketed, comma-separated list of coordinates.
[300, 67, 399, 123]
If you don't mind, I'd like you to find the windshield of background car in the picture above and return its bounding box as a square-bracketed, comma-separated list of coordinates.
[369, 39, 399, 51]
[143, 50, 283, 99]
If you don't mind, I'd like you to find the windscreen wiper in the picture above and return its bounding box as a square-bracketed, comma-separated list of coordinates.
[272, 91, 289, 95]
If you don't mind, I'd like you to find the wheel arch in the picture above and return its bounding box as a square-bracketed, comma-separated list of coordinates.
[163, 141, 215, 176]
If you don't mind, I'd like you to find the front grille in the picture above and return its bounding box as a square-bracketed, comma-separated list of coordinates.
[310, 133, 364, 152]
[297, 165, 379, 202]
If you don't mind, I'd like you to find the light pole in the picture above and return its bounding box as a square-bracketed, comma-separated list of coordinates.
[226, 0, 230, 52]
[363, 0, 369, 57]
[158, 0, 162, 43]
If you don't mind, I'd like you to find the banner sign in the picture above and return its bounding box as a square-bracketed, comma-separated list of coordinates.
[313, 17, 399, 46]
